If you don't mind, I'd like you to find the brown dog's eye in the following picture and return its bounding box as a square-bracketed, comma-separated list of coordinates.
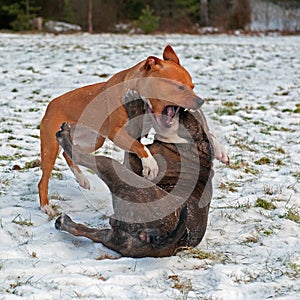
[178, 85, 185, 90]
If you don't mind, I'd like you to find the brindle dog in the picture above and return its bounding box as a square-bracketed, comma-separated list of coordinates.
[55, 92, 214, 258]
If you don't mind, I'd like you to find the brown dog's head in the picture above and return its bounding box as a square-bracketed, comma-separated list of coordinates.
[137, 45, 204, 129]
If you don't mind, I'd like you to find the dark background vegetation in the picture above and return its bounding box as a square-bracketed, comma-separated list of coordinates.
[0, 0, 300, 33]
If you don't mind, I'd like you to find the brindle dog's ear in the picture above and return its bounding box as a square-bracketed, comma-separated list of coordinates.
[163, 45, 180, 65]
[140, 56, 162, 72]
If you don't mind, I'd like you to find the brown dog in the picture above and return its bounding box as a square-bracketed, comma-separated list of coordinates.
[39, 45, 204, 215]
[54, 92, 213, 257]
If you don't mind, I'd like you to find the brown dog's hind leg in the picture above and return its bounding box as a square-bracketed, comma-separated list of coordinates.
[38, 124, 61, 215]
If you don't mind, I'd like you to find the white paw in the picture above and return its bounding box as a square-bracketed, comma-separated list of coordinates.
[210, 134, 230, 165]
[72, 168, 91, 189]
[41, 204, 55, 216]
[141, 147, 159, 180]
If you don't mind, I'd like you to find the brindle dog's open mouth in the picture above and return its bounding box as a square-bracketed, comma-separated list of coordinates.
[161, 106, 179, 128]
[146, 105, 180, 129]
[143, 99, 179, 129]
[133, 91, 181, 130]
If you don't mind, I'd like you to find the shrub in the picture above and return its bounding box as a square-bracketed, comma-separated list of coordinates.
[137, 5, 160, 34]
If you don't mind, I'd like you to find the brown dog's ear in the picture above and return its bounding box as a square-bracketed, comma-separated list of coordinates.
[163, 45, 180, 65]
[140, 56, 162, 72]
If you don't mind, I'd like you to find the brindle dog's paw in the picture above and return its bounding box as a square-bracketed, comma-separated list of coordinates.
[55, 213, 72, 231]
[55, 214, 63, 230]
[56, 122, 71, 141]
[123, 89, 141, 104]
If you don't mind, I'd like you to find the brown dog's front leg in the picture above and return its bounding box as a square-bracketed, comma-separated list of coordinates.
[112, 127, 159, 180]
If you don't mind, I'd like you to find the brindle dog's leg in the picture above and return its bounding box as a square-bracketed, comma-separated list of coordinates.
[55, 214, 113, 244]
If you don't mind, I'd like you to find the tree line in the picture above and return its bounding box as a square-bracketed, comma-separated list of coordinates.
[0, 0, 300, 33]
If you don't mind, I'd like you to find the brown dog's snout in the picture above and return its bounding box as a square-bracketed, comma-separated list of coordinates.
[195, 96, 204, 108]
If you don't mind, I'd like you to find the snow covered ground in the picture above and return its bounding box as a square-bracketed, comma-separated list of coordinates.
[0, 33, 299, 299]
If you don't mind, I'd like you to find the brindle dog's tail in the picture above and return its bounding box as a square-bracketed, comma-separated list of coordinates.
[151, 205, 187, 249]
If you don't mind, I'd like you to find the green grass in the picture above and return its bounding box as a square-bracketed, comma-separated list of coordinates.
[24, 159, 41, 169]
[215, 107, 239, 116]
[285, 208, 300, 223]
[51, 172, 63, 180]
[219, 182, 240, 193]
[254, 157, 271, 165]
[255, 198, 276, 210]
[12, 214, 33, 226]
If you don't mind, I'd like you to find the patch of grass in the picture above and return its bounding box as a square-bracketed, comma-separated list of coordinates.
[94, 73, 110, 78]
[294, 104, 300, 113]
[215, 107, 239, 116]
[263, 229, 273, 235]
[288, 262, 300, 273]
[256, 105, 267, 111]
[242, 235, 259, 244]
[0, 178, 10, 186]
[275, 147, 285, 154]
[219, 182, 240, 193]
[253, 120, 265, 126]
[28, 134, 39, 139]
[12, 214, 33, 226]
[24, 159, 41, 169]
[285, 208, 300, 223]
[50, 193, 65, 201]
[0, 129, 13, 134]
[189, 249, 220, 260]
[254, 157, 271, 165]
[9, 144, 22, 149]
[0, 153, 25, 161]
[260, 128, 271, 135]
[255, 198, 276, 210]
[291, 172, 300, 180]
[275, 159, 284, 166]
[51, 172, 63, 180]
[6, 276, 35, 295]
[282, 108, 293, 113]
[169, 275, 192, 298]
[178, 247, 221, 262]
[28, 108, 40, 112]
[263, 184, 283, 195]
[235, 143, 258, 152]
[281, 127, 295, 132]
[228, 159, 248, 170]
[222, 101, 239, 107]
[245, 167, 259, 175]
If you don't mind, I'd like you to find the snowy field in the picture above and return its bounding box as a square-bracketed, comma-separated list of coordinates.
[0, 33, 299, 299]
